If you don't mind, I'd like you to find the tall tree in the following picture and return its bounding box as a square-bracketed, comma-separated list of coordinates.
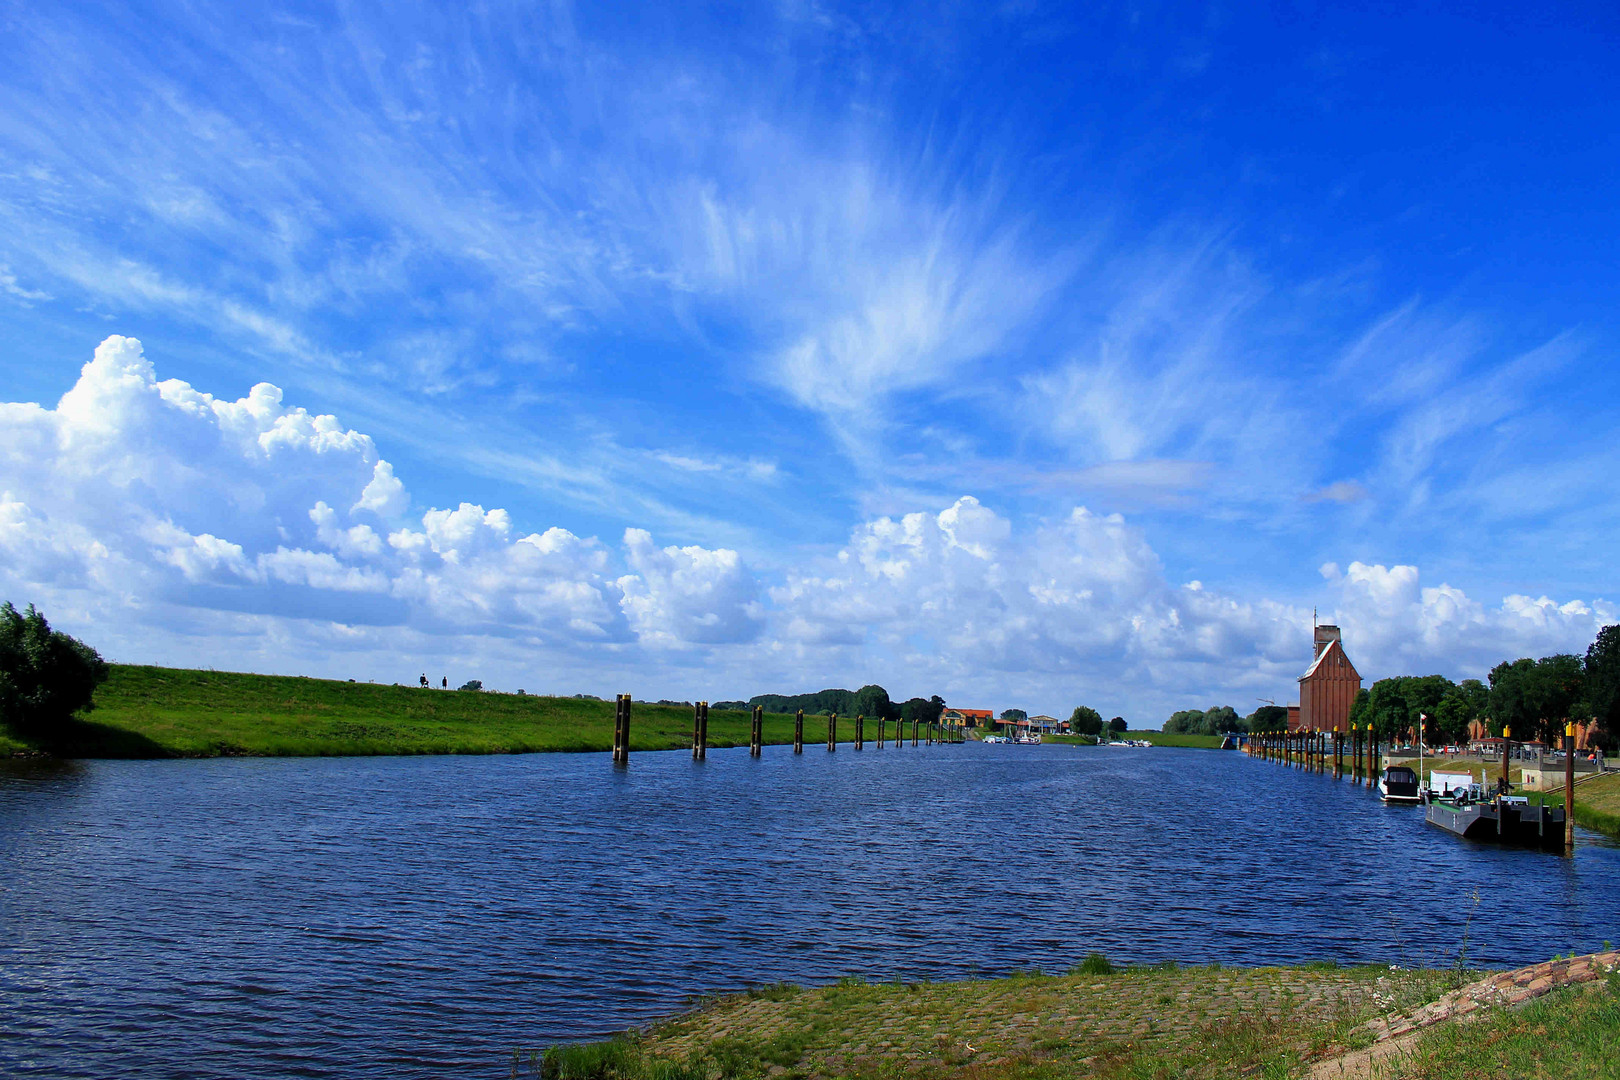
[852, 684, 893, 722]
[1069, 706, 1103, 736]
[1249, 705, 1289, 733]
[1000, 708, 1028, 722]
[1586, 625, 1620, 729]
[0, 602, 109, 735]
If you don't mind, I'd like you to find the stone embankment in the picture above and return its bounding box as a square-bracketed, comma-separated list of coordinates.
[1309, 950, 1620, 1078]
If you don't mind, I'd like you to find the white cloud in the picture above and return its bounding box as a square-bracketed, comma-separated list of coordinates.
[0, 337, 645, 649]
[618, 529, 764, 646]
[1, 339, 1611, 716]
[1326, 560, 1613, 678]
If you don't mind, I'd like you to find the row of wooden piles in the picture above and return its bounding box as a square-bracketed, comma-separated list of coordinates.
[611, 696, 965, 763]
[1245, 727, 1382, 784]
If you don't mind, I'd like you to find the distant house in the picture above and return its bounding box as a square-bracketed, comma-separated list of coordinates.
[1029, 715, 1059, 734]
[1290, 623, 1362, 733]
[942, 708, 994, 728]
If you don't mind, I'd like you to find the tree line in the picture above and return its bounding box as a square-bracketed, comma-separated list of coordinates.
[717, 686, 947, 725]
[1156, 624, 1620, 748]
[1348, 624, 1618, 750]
[1066, 706, 1126, 737]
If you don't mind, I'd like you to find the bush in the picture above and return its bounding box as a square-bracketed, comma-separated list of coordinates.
[1073, 952, 1114, 975]
[458, 679, 483, 692]
[0, 602, 109, 735]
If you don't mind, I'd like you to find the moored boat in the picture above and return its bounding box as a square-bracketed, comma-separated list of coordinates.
[1378, 765, 1421, 804]
[1424, 783, 1566, 850]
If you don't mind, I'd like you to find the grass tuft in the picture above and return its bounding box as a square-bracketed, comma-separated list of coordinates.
[1072, 952, 1115, 976]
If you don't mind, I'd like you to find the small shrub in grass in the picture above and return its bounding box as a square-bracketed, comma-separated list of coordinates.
[542, 1037, 640, 1079]
[745, 981, 800, 1001]
[1072, 952, 1114, 975]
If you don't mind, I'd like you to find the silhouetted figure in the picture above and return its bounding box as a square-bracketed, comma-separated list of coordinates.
[442, 676, 448, 689]
[419, 673, 428, 688]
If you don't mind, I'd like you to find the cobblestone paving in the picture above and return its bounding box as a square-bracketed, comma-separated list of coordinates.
[637, 966, 1445, 1078]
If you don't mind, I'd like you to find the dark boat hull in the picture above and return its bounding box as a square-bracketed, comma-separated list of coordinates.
[1425, 800, 1567, 850]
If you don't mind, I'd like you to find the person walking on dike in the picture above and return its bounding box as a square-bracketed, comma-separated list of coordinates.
[442, 676, 448, 689]
[420, 673, 428, 688]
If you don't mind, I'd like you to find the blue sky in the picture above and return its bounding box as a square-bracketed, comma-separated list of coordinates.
[1, 2, 1616, 720]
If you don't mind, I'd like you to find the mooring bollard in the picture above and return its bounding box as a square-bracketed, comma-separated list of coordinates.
[878, 715, 886, 747]
[827, 712, 837, 752]
[855, 714, 864, 750]
[911, 718, 919, 747]
[751, 704, 763, 757]
[794, 709, 804, 754]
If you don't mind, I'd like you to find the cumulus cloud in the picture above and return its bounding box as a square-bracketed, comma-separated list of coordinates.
[769, 497, 1304, 703]
[618, 530, 764, 646]
[1323, 560, 1612, 677]
[1, 339, 1611, 713]
[0, 337, 750, 654]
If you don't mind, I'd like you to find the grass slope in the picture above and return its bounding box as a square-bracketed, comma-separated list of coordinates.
[1525, 770, 1620, 839]
[1387, 971, 1620, 1079]
[1120, 730, 1226, 749]
[0, 665, 832, 759]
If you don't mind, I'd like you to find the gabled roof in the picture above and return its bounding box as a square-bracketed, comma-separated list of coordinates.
[1300, 637, 1360, 681]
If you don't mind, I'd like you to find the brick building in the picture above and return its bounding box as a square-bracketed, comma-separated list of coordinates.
[1288, 623, 1362, 733]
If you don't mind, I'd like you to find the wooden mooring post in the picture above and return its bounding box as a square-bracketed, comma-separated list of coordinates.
[1565, 722, 1576, 855]
[692, 701, 709, 760]
[827, 712, 837, 752]
[911, 718, 919, 746]
[794, 709, 804, 754]
[750, 704, 763, 757]
[855, 714, 864, 750]
[612, 693, 632, 764]
[1501, 725, 1512, 791]
[878, 716, 886, 747]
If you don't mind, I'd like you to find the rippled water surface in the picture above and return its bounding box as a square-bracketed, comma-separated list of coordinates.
[3, 743, 1618, 1078]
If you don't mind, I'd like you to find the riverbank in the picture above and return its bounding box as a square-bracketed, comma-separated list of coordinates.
[533, 952, 1620, 1080]
[1041, 732, 1227, 749]
[1528, 770, 1620, 838]
[0, 665, 813, 758]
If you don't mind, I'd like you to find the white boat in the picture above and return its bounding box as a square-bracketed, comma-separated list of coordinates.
[983, 735, 1010, 744]
[1015, 732, 1042, 745]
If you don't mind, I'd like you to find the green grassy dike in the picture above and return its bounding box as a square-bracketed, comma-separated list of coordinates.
[527, 962, 1620, 1080]
[0, 664, 817, 759]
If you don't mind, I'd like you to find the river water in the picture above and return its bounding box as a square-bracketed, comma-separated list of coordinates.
[2, 742, 1617, 1078]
